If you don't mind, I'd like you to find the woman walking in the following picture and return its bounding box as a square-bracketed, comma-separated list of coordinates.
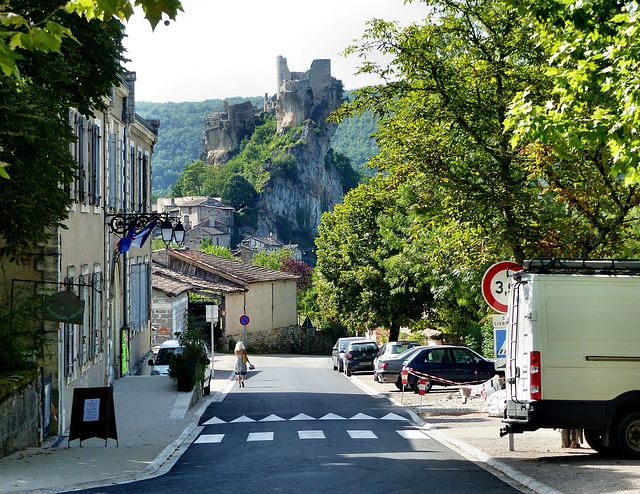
[234, 341, 253, 388]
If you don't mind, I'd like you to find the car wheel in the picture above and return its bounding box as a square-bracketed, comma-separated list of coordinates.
[395, 376, 404, 390]
[345, 365, 351, 376]
[333, 360, 338, 371]
[616, 412, 640, 459]
[203, 382, 210, 396]
[412, 378, 432, 393]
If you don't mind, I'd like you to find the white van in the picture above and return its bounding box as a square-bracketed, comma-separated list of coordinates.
[502, 258, 640, 458]
[148, 339, 212, 395]
[149, 339, 182, 376]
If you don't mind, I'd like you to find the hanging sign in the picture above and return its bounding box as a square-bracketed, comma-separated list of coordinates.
[42, 291, 85, 324]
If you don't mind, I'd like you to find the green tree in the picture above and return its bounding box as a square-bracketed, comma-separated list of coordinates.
[171, 160, 207, 197]
[316, 178, 433, 342]
[1, 0, 183, 78]
[504, 0, 640, 183]
[221, 174, 257, 210]
[0, 0, 126, 259]
[251, 249, 294, 270]
[199, 240, 236, 260]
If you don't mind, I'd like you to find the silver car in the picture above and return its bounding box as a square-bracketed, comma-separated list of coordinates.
[374, 345, 426, 389]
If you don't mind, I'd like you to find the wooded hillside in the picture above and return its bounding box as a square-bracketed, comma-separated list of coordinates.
[137, 91, 378, 195]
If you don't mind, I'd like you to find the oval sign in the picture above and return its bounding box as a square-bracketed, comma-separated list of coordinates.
[482, 261, 522, 313]
[239, 315, 250, 326]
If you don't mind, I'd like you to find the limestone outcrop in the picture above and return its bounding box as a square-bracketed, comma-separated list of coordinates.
[199, 56, 345, 256]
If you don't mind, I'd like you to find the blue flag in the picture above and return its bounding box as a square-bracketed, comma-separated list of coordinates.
[131, 219, 155, 249]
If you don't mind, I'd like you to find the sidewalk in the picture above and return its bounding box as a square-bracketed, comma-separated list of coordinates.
[0, 353, 238, 494]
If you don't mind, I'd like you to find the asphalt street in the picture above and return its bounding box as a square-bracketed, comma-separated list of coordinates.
[70, 358, 521, 494]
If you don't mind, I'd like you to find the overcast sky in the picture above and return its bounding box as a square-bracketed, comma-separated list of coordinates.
[122, 0, 428, 103]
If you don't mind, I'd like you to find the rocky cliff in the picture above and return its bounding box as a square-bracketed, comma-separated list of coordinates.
[199, 56, 345, 255]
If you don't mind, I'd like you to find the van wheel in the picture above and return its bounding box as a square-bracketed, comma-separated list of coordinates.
[616, 412, 640, 459]
[584, 430, 614, 455]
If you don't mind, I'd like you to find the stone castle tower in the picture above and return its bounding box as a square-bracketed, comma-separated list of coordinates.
[198, 57, 345, 254]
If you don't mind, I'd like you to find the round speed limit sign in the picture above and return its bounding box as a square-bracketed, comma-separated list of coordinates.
[482, 261, 522, 313]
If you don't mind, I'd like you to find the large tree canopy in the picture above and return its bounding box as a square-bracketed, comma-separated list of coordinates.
[505, 0, 640, 183]
[0, 0, 127, 259]
[317, 0, 640, 341]
[316, 177, 434, 341]
[1, 0, 183, 77]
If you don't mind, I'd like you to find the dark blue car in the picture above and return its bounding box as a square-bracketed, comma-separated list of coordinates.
[402, 345, 496, 393]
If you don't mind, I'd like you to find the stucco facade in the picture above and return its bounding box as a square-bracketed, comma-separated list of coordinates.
[0, 72, 157, 436]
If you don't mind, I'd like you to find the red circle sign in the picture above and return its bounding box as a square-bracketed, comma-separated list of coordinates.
[482, 261, 522, 313]
[239, 315, 250, 326]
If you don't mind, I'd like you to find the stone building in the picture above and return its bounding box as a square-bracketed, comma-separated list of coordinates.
[154, 249, 298, 349]
[156, 196, 234, 232]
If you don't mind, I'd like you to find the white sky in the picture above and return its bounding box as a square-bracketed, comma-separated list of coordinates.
[122, 0, 429, 102]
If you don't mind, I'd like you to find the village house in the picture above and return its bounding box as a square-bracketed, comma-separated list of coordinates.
[237, 235, 302, 262]
[152, 249, 299, 351]
[0, 71, 157, 443]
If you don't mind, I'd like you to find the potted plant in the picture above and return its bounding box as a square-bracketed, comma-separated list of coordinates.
[168, 321, 209, 392]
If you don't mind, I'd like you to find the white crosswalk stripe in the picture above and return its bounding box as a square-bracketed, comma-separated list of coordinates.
[195, 429, 431, 444]
[298, 430, 326, 440]
[348, 430, 378, 439]
[247, 432, 274, 441]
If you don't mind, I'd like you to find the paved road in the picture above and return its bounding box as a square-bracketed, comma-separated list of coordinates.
[73, 357, 522, 494]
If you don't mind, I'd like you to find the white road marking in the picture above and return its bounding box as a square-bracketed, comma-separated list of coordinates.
[298, 430, 326, 440]
[347, 430, 378, 439]
[247, 432, 274, 441]
[397, 430, 430, 440]
[195, 434, 225, 444]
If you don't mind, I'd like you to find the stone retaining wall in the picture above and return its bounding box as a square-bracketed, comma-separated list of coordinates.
[223, 325, 334, 355]
[0, 372, 42, 458]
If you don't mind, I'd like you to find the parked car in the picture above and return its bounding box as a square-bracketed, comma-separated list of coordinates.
[343, 340, 380, 376]
[374, 345, 426, 389]
[332, 337, 366, 372]
[402, 345, 496, 393]
[373, 341, 421, 370]
[148, 339, 212, 395]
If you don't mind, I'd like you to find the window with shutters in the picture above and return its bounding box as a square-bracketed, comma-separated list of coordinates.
[93, 272, 103, 356]
[63, 277, 75, 377]
[107, 133, 117, 209]
[79, 273, 89, 366]
[87, 122, 101, 206]
[74, 114, 86, 204]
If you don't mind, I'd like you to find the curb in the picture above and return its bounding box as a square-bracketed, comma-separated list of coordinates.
[347, 375, 563, 494]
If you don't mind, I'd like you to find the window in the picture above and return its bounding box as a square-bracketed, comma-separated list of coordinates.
[107, 132, 117, 209]
[74, 113, 86, 203]
[86, 121, 101, 206]
[63, 277, 75, 377]
[130, 261, 150, 332]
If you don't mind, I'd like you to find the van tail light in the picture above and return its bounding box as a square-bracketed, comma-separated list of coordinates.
[530, 351, 541, 400]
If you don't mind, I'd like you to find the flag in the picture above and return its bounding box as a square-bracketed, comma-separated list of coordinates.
[117, 225, 135, 254]
[131, 219, 155, 249]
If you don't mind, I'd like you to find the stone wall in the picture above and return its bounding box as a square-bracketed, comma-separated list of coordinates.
[0, 373, 42, 458]
[227, 325, 334, 355]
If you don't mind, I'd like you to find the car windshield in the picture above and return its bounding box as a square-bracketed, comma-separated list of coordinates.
[390, 344, 415, 354]
[155, 347, 183, 365]
[340, 339, 361, 350]
[351, 342, 378, 352]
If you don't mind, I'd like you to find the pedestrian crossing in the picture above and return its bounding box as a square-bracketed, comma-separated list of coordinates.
[201, 411, 409, 425]
[194, 428, 431, 444]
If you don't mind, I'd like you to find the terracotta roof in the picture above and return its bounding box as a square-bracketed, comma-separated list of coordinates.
[152, 263, 246, 296]
[167, 249, 299, 286]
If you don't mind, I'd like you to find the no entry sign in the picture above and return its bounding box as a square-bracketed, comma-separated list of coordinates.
[482, 261, 522, 313]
